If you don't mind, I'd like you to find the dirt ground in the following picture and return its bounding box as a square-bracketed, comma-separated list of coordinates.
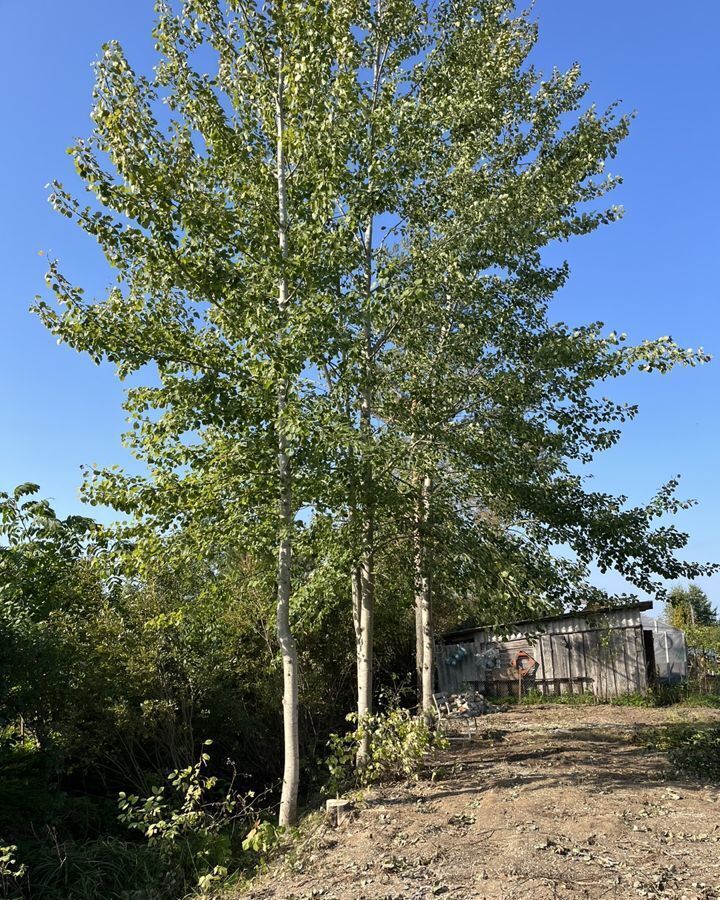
[241, 705, 720, 900]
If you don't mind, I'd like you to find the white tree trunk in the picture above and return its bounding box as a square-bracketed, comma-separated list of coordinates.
[356, 4, 384, 768]
[357, 308, 375, 765]
[415, 590, 424, 701]
[413, 465, 424, 701]
[357, 511, 374, 759]
[414, 474, 434, 719]
[351, 562, 363, 702]
[275, 49, 299, 828]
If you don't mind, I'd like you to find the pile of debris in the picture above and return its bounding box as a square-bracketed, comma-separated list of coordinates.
[448, 691, 502, 716]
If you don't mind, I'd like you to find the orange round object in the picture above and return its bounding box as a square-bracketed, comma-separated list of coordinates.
[513, 650, 538, 675]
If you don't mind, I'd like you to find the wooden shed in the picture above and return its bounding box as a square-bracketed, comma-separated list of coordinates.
[437, 601, 654, 700]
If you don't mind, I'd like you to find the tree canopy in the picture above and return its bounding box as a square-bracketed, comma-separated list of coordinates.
[666, 583, 718, 628]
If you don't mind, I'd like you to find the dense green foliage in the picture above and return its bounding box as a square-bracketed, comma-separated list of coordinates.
[666, 584, 718, 627]
[665, 586, 720, 691]
[0, 486, 357, 897]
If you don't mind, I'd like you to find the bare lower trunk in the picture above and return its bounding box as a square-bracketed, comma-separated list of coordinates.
[414, 474, 434, 720]
[277, 448, 299, 826]
[356, 509, 374, 762]
[415, 591, 424, 701]
[275, 48, 299, 828]
[356, 344, 375, 762]
[421, 565, 434, 721]
[413, 469, 424, 702]
[351, 563, 363, 703]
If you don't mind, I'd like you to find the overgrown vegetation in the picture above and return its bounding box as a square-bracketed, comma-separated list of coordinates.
[325, 708, 449, 794]
[639, 725, 720, 783]
[666, 585, 718, 627]
[0, 487, 354, 897]
[493, 686, 720, 708]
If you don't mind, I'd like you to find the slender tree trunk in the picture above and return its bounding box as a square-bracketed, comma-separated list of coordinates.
[351, 563, 363, 702]
[355, 2, 384, 767]
[275, 48, 300, 828]
[415, 589, 424, 702]
[356, 227, 375, 765]
[420, 474, 434, 721]
[414, 472, 434, 719]
[413, 463, 424, 702]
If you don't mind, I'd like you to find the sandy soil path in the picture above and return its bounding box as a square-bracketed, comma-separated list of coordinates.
[241, 705, 720, 900]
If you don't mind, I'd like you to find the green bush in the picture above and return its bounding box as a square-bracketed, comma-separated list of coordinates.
[667, 728, 720, 781]
[0, 842, 26, 895]
[117, 742, 259, 896]
[325, 709, 448, 794]
[639, 726, 720, 782]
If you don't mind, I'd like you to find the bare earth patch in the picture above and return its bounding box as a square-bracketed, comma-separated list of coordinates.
[240, 705, 720, 900]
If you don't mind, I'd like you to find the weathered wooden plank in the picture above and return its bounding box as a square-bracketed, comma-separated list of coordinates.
[567, 632, 586, 692]
[584, 629, 602, 699]
[635, 625, 648, 692]
[617, 627, 633, 696]
[567, 632, 576, 694]
[578, 633, 592, 691]
[552, 634, 569, 695]
[624, 626, 644, 693]
[547, 633, 557, 694]
[609, 629, 621, 697]
[534, 633, 548, 695]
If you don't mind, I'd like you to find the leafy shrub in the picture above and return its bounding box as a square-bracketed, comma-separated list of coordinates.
[117, 742, 255, 895]
[667, 728, 720, 781]
[325, 709, 448, 794]
[0, 842, 26, 894]
[639, 726, 720, 782]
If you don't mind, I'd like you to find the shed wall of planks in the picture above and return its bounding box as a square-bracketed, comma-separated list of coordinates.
[437, 608, 649, 699]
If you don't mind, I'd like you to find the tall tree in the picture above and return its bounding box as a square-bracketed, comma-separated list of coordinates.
[666, 584, 718, 627]
[37, 0, 715, 793]
[362, 0, 714, 708]
[36, 0, 367, 824]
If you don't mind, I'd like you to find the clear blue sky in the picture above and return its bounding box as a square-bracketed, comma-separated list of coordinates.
[1, 2, 718, 613]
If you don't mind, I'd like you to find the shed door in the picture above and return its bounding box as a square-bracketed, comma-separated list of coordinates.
[643, 630, 656, 684]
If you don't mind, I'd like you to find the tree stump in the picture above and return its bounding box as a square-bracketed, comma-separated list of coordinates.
[325, 798, 354, 827]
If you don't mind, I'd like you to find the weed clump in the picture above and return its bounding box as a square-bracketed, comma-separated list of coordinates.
[325, 709, 448, 794]
[639, 725, 720, 782]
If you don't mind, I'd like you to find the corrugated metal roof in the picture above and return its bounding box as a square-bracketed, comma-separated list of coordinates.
[441, 600, 654, 642]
